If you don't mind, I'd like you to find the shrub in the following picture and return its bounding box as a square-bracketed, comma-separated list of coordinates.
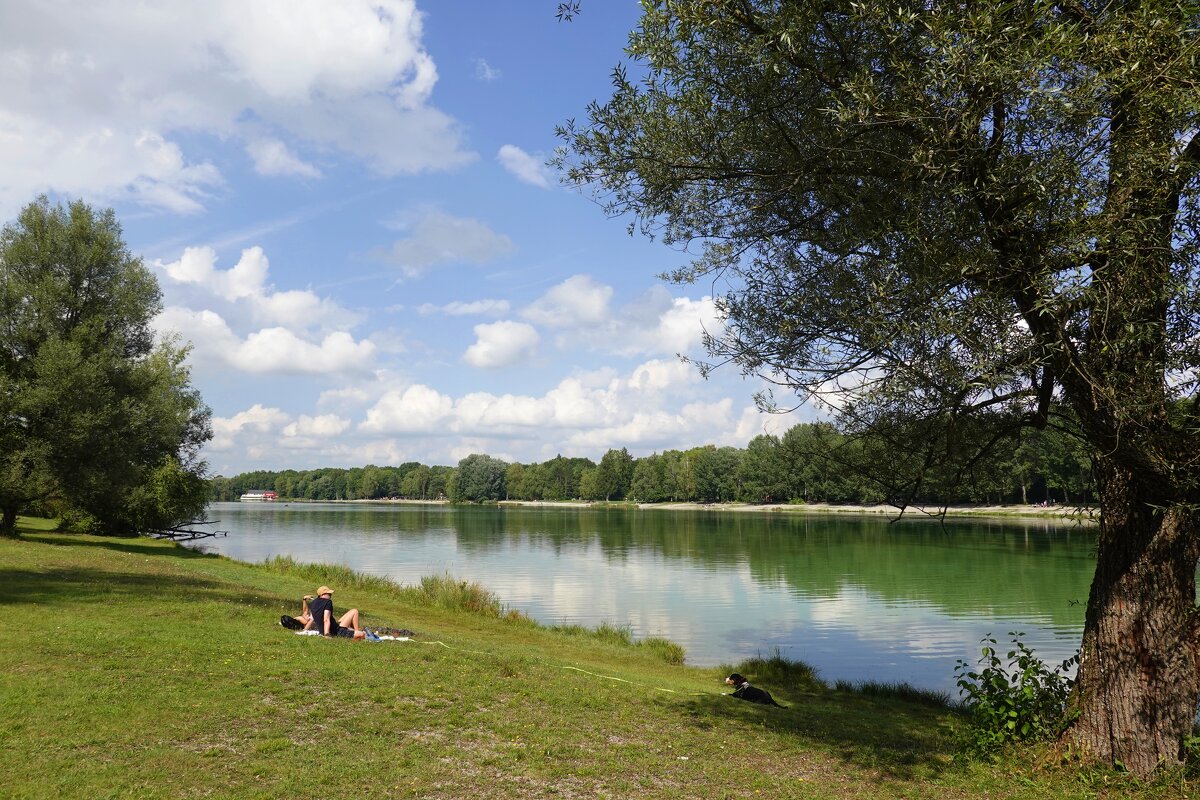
[724, 650, 826, 693]
[955, 632, 1078, 754]
[639, 636, 686, 665]
[416, 574, 508, 617]
[593, 621, 634, 646]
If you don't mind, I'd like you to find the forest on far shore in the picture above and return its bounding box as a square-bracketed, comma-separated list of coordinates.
[210, 421, 1093, 508]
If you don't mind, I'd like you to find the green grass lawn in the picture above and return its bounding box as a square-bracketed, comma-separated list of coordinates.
[0, 525, 1188, 799]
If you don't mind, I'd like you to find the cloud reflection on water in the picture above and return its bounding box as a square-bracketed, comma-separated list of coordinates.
[201, 503, 1090, 692]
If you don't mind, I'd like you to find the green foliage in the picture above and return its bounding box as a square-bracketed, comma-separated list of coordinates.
[691, 445, 742, 502]
[596, 447, 635, 500]
[955, 633, 1079, 754]
[738, 434, 787, 502]
[216, 418, 1097, 508]
[0, 197, 210, 536]
[561, 4, 1200, 770]
[629, 452, 672, 502]
[454, 453, 509, 502]
[577, 466, 601, 501]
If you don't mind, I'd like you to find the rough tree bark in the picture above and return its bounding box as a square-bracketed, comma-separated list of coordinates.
[1065, 463, 1200, 773]
[0, 506, 17, 538]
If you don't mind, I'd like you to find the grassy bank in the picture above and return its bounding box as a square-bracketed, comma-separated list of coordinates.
[0, 526, 1178, 798]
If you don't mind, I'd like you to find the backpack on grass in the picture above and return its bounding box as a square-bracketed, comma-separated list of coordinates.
[279, 614, 305, 631]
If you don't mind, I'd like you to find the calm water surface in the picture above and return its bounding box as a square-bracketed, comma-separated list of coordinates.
[199, 501, 1095, 693]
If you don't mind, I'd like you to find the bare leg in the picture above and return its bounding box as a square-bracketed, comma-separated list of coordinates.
[338, 608, 361, 631]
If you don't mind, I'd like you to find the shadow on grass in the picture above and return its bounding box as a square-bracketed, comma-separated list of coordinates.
[681, 655, 964, 782]
[0, 565, 207, 602]
[682, 690, 961, 781]
[0, 564, 290, 614]
[31, 533, 219, 560]
[0, 543, 288, 617]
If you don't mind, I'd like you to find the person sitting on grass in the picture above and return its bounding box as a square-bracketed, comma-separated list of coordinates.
[295, 595, 313, 627]
[279, 596, 315, 631]
[304, 586, 366, 640]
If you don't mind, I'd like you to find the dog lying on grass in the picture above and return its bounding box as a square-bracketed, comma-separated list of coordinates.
[725, 673, 785, 707]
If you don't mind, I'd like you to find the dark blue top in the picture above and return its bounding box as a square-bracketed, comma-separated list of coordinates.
[309, 596, 338, 635]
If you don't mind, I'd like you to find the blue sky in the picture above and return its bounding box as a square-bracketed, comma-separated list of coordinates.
[2, 0, 808, 475]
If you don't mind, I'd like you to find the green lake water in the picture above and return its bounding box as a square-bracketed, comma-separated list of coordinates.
[201, 502, 1094, 693]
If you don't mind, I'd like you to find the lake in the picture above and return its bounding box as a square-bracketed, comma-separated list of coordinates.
[197, 501, 1095, 694]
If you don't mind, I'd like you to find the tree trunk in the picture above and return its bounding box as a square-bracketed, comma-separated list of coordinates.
[1, 506, 18, 537]
[1062, 462, 1200, 775]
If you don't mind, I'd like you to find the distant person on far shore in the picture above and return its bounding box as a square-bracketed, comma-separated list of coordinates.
[305, 586, 366, 640]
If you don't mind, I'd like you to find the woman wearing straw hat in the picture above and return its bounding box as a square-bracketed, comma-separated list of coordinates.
[304, 586, 366, 640]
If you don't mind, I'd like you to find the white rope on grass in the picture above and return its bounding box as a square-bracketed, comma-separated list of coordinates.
[558, 665, 707, 695]
[419, 640, 710, 696]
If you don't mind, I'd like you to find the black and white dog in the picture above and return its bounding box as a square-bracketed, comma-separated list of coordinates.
[725, 673, 785, 707]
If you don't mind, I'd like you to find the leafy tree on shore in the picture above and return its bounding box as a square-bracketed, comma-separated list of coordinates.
[691, 445, 742, 503]
[559, 1, 1200, 774]
[738, 435, 786, 503]
[454, 454, 508, 502]
[595, 447, 634, 500]
[401, 465, 433, 500]
[629, 453, 670, 502]
[0, 197, 211, 536]
[577, 467, 601, 501]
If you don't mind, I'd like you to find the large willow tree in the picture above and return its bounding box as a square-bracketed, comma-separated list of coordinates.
[560, 0, 1200, 775]
[0, 198, 211, 537]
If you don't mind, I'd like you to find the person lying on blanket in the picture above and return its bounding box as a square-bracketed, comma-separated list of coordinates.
[304, 586, 366, 640]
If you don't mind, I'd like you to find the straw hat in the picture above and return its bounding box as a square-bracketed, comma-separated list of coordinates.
[316, 586, 334, 596]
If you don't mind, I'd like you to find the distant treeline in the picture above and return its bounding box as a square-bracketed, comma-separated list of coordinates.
[210, 421, 1093, 507]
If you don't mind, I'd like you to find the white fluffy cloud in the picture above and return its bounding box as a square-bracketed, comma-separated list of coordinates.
[210, 404, 290, 450]
[626, 358, 695, 393]
[358, 357, 699, 439]
[463, 320, 539, 368]
[497, 144, 554, 189]
[522, 275, 612, 327]
[373, 209, 516, 277]
[630, 295, 721, 356]
[234, 328, 376, 374]
[156, 245, 359, 330]
[211, 407, 354, 459]
[361, 384, 455, 433]
[246, 138, 321, 178]
[0, 0, 472, 214]
[155, 308, 375, 375]
[518, 276, 721, 358]
[207, 357, 807, 472]
[283, 414, 351, 438]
